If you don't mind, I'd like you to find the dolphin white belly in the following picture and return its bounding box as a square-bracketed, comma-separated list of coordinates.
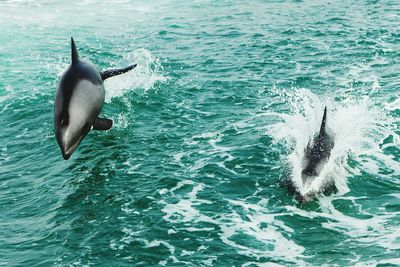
[66, 80, 104, 138]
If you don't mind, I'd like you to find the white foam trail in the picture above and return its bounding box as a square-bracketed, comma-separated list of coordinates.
[160, 180, 307, 265]
[110, 227, 187, 266]
[161, 181, 213, 224]
[284, 195, 400, 255]
[318, 197, 400, 252]
[218, 199, 306, 264]
[268, 88, 383, 197]
[104, 48, 168, 102]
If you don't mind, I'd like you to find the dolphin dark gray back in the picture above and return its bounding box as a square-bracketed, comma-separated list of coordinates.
[301, 107, 335, 178]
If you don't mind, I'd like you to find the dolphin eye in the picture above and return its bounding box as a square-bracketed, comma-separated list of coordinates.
[60, 117, 69, 126]
[59, 114, 69, 127]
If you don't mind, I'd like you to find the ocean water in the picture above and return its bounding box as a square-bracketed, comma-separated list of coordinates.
[0, 0, 399, 266]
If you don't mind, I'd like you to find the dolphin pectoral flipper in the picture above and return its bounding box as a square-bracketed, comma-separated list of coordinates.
[100, 64, 137, 80]
[93, 117, 113, 130]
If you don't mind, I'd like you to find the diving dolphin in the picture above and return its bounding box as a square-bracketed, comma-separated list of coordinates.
[54, 37, 136, 160]
[281, 107, 336, 203]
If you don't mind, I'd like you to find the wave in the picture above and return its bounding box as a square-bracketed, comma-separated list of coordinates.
[104, 48, 168, 102]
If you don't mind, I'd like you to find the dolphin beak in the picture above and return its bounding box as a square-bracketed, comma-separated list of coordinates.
[62, 152, 71, 160]
[60, 144, 74, 160]
[60, 135, 83, 160]
[56, 123, 91, 160]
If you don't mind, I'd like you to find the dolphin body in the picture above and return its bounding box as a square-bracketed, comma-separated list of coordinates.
[282, 107, 337, 203]
[301, 107, 335, 184]
[54, 38, 136, 160]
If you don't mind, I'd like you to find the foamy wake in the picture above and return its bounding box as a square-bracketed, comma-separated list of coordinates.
[267, 88, 394, 197]
[104, 48, 168, 102]
[159, 180, 306, 265]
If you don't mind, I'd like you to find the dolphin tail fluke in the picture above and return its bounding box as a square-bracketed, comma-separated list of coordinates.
[71, 37, 79, 65]
[100, 64, 137, 80]
[319, 106, 327, 135]
[93, 117, 113, 130]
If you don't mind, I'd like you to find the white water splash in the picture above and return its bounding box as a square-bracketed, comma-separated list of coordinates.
[268, 88, 383, 197]
[104, 48, 168, 102]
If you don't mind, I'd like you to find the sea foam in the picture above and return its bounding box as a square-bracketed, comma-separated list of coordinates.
[268, 88, 383, 197]
[104, 48, 168, 102]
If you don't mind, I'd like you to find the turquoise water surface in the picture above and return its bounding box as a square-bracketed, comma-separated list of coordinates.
[0, 0, 399, 266]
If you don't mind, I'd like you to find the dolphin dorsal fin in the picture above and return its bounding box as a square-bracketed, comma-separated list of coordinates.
[71, 37, 79, 65]
[319, 107, 327, 135]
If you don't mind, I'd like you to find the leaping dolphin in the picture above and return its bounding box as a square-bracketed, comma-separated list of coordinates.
[54, 37, 136, 160]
